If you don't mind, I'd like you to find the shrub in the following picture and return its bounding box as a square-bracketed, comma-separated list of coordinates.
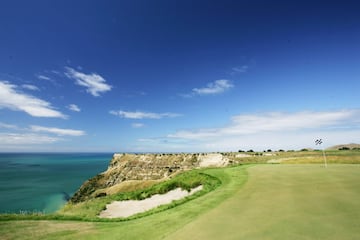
[339, 147, 350, 150]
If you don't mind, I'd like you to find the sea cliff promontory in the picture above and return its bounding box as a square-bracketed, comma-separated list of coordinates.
[70, 152, 237, 203]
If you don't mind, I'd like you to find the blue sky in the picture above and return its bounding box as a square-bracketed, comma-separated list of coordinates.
[1, 0, 360, 152]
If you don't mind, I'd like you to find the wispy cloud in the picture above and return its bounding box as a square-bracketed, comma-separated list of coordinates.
[168, 110, 360, 140]
[230, 65, 249, 75]
[0, 81, 67, 118]
[30, 125, 85, 136]
[22, 84, 40, 91]
[182, 79, 233, 98]
[110, 110, 182, 119]
[0, 133, 61, 145]
[36, 73, 60, 86]
[67, 104, 81, 112]
[131, 123, 145, 128]
[65, 67, 112, 97]
[0, 123, 84, 149]
[150, 109, 360, 151]
[0, 122, 18, 130]
[37, 74, 51, 81]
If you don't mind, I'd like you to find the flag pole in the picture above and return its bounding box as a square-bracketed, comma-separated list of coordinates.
[322, 146, 327, 168]
[315, 139, 327, 168]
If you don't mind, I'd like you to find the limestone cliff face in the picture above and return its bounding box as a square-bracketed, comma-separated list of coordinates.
[70, 153, 232, 203]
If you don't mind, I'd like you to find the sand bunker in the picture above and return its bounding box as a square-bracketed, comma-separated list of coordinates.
[99, 185, 203, 218]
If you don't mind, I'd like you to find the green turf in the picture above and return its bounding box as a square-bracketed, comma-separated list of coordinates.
[166, 164, 360, 240]
[1, 164, 360, 240]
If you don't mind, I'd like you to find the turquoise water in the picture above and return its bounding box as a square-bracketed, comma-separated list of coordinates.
[0, 153, 112, 213]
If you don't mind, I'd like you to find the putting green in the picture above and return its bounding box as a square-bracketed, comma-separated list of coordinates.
[166, 164, 360, 240]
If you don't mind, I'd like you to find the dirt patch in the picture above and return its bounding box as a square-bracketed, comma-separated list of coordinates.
[198, 154, 228, 167]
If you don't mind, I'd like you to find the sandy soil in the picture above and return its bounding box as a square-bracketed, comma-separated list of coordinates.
[99, 185, 203, 218]
[198, 153, 228, 167]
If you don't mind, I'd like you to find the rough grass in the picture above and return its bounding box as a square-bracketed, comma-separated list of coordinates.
[0, 221, 95, 240]
[57, 169, 220, 220]
[253, 150, 360, 164]
[281, 150, 360, 164]
[98, 179, 160, 195]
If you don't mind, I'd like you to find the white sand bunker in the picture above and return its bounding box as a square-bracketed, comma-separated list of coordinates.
[99, 185, 203, 218]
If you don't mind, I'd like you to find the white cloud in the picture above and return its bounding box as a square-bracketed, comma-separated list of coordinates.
[65, 67, 112, 97]
[198, 130, 360, 152]
[36, 74, 59, 86]
[110, 110, 182, 119]
[0, 133, 61, 145]
[30, 125, 85, 136]
[231, 65, 249, 74]
[132, 123, 145, 128]
[22, 84, 40, 91]
[0, 122, 18, 130]
[192, 79, 233, 96]
[0, 81, 67, 118]
[137, 129, 360, 153]
[67, 104, 81, 112]
[169, 110, 359, 140]
[160, 109, 360, 151]
[37, 74, 51, 80]
[0, 123, 84, 150]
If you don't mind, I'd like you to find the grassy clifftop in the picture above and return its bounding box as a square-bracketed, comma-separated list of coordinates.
[70, 153, 224, 203]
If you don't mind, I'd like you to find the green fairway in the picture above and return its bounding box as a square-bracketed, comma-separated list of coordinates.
[167, 164, 360, 240]
[1, 164, 360, 239]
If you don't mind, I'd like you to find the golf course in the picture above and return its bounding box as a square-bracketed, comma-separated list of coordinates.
[1, 150, 360, 240]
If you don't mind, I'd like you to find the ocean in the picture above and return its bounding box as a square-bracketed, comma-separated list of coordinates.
[0, 153, 112, 214]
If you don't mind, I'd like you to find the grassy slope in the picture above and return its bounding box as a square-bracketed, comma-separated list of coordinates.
[57, 170, 221, 220]
[0, 166, 249, 240]
[167, 164, 360, 240]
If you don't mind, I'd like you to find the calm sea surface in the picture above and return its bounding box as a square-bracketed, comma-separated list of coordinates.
[0, 153, 112, 213]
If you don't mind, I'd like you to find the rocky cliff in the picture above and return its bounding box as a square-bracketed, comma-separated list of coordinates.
[70, 153, 234, 203]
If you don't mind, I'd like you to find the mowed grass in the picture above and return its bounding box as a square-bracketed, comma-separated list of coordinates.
[1, 164, 360, 239]
[167, 164, 360, 240]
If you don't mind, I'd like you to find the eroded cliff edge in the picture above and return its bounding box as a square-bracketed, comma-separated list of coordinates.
[70, 153, 235, 203]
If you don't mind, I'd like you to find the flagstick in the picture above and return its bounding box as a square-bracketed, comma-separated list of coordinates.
[322, 147, 327, 168]
[315, 139, 327, 168]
